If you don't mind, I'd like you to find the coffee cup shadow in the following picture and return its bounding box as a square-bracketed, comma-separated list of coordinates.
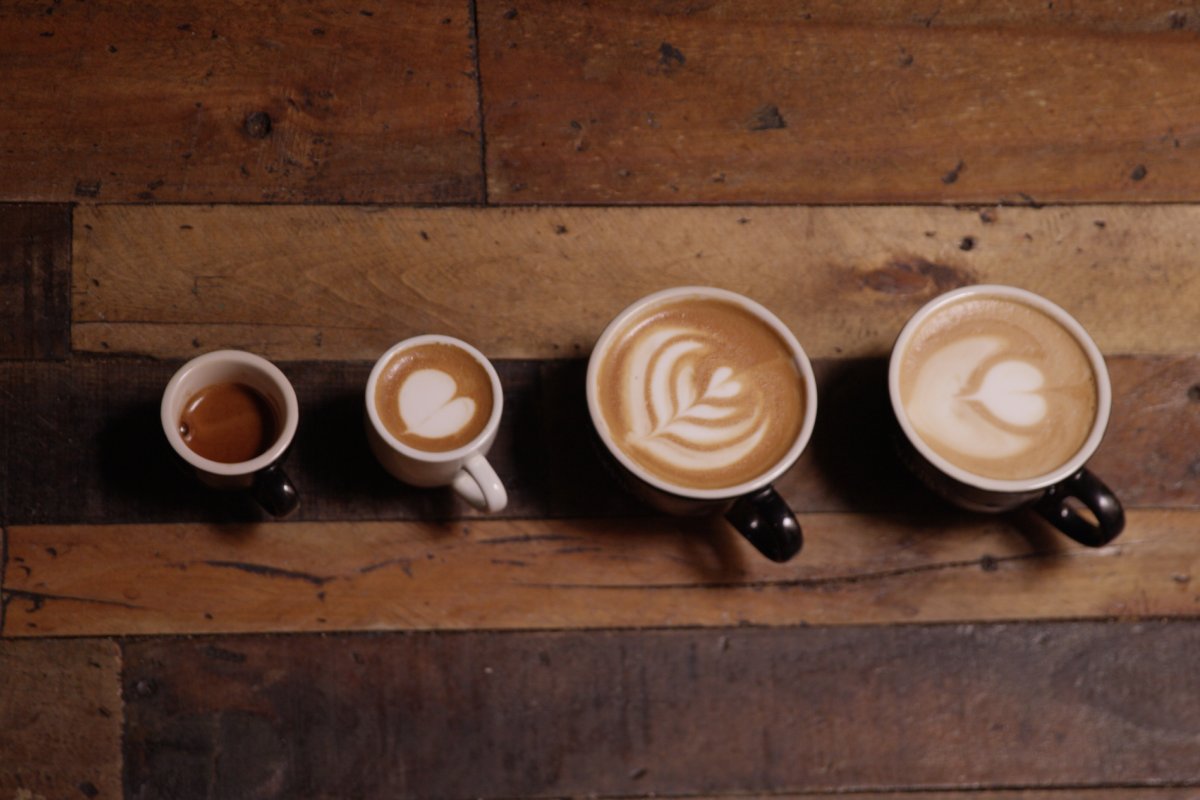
[299, 388, 466, 526]
[97, 400, 267, 523]
[807, 357, 1091, 559]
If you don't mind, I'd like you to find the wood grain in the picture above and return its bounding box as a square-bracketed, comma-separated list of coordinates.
[122, 622, 1200, 796]
[0, 204, 70, 360]
[480, 0, 1200, 204]
[0, 355, 1194, 527]
[0, 638, 122, 800]
[72, 204, 1200, 360]
[0, 0, 481, 203]
[6, 509, 1198, 636]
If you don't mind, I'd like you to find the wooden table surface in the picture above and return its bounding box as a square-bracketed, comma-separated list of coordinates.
[3, 2, 1200, 798]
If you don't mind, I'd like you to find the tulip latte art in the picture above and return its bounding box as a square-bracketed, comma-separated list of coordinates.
[375, 342, 493, 452]
[897, 295, 1098, 481]
[594, 297, 805, 490]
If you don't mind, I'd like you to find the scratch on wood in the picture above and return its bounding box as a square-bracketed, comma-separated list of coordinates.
[358, 557, 413, 577]
[5, 588, 146, 610]
[516, 551, 1065, 592]
[201, 560, 331, 586]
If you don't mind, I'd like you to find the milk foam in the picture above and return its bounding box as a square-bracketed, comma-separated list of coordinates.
[398, 369, 477, 439]
[622, 327, 768, 472]
[898, 295, 1098, 481]
[906, 336, 1044, 460]
[595, 296, 805, 491]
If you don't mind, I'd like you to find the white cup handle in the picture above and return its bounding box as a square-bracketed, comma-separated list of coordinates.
[452, 454, 508, 512]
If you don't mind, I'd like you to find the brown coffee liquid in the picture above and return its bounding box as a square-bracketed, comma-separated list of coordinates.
[179, 382, 278, 464]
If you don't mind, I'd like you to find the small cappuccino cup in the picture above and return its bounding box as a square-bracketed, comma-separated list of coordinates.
[889, 284, 1124, 546]
[365, 335, 507, 512]
[161, 349, 301, 517]
[587, 286, 818, 562]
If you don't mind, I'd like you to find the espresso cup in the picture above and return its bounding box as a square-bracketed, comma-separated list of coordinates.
[365, 334, 507, 512]
[161, 349, 300, 517]
[888, 284, 1124, 546]
[587, 286, 818, 562]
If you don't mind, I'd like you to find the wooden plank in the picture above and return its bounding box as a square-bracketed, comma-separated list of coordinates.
[479, 0, 1200, 204]
[5, 509, 1198, 636]
[0, 0, 481, 203]
[122, 622, 1200, 796]
[0, 639, 122, 799]
[72, 204, 1200, 360]
[0, 204, 70, 360]
[0, 355, 1194, 527]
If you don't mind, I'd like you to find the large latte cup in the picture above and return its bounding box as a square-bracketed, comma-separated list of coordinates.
[587, 287, 818, 562]
[889, 285, 1124, 546]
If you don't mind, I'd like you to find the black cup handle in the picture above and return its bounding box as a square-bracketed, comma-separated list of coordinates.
[252, 463, 300, 518]
[725, 486, 802, 562]
[1032, 468, 1124, 547]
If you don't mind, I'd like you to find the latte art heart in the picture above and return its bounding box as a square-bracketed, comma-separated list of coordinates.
[374, 341, 494, 453]
[897, 295, 1099, 481]
[964, 359, 1047, 427]
[398, 369, 477, 438]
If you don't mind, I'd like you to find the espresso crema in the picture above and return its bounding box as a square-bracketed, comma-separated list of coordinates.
[897, 294, 1098, 481]
[593, 296, 806, 491]
[374, 342, 494, 452]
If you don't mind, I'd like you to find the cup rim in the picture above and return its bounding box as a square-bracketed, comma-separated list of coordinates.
[365, 334, 504, 463]
[586, 285, 818, 501]
[888, 284, 1112, 493]
[161, 349, 300, 477]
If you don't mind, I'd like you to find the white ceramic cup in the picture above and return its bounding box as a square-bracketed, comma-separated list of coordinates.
[365, 335, 507, 512]
[586, 286, 818, 561]
[161, 349, 300, 516]
[888, 284, 1123, 546]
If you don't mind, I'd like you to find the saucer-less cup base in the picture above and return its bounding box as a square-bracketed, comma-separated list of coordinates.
[888, 285, 1124, 546]
[161, 350, 300, 517]
[365, 335, 507, 513]
[586, 286, 818, 563]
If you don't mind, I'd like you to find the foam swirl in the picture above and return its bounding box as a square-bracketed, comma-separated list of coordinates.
[906, 336, 1043, 460]
[621, 326, 769, 474]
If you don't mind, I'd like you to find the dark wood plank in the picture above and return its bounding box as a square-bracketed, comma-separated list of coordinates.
[0, 0, 481, 203]
[72, 204, 1200, 361]
[0, 355, 1194, 526]
[0, 204, 70, 359]
[479, 0, 1200, 203]
[0, 638, 122, 799]
[6, 510, 1197, 636]
[122, 622, 1200, 797]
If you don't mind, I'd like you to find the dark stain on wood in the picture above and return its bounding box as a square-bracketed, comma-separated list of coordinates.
[1131, 164, 1148, 181]
[942, 160, 965, 184]
[860, 257, 973, 295]
[658, 41, 685, 69]
[748, 104, 786, 131]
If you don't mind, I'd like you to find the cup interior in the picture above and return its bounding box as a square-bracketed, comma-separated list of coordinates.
[161, 350, 299, 476]
[586, 286, 818, 501]
[365, 334, 504, 462]
[888, 284, 1112, 493]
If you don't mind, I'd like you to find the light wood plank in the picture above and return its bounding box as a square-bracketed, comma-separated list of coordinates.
[72, 204, 1200, 360]
[5, 510, 1198, 636]
[0, 0, 481, 203]
[122, 622, 1200, 795]
[0, 639, 122, 799]
[479, 0, 1200, 203]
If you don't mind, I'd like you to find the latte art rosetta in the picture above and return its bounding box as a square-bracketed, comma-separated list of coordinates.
[623, 327, 768, 472]
[594, 296, 806, 491]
